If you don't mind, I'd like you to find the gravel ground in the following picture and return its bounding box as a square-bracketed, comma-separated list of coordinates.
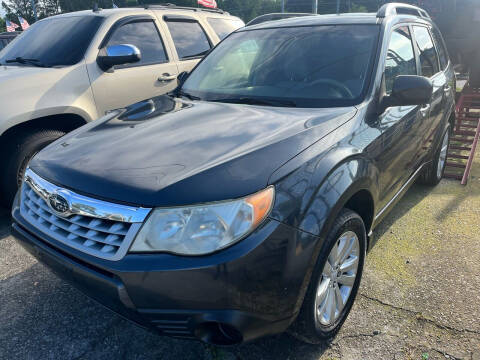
[1, 154, 479, 360]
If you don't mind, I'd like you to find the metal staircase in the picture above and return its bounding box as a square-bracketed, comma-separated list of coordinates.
[444, 85, 480, 184]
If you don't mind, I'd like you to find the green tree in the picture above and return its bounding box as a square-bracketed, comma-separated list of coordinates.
[0, 17, 5, 32]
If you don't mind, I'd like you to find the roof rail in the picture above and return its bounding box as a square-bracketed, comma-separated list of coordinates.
[377, 2, 430, 19]
[143, 3, 227, 14]
[247, 13, 315, 26]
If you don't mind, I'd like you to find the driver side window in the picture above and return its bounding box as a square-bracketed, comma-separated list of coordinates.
[385, 26, 417, 94]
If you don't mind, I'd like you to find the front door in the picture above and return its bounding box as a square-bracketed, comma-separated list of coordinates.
[375, 25, 429, 210]
[88, 17, 179, 116]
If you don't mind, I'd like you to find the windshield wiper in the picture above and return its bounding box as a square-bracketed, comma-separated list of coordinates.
[5, 57, 48, 68]
[177, 90, 201, 101]
[210, 97, 297, 108]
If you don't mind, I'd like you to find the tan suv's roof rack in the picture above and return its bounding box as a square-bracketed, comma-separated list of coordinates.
[377, 2, 430, 19]
[143, 3, 227, 15]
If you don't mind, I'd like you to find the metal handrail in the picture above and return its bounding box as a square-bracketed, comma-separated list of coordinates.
[461, 117, 480, 185]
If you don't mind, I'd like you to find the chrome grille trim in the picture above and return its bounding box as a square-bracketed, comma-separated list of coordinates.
[20, 168, 152, 261]
[24, 169, 151, 222]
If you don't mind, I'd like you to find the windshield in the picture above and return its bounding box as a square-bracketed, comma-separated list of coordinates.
[182, 24, 379, 108]
[0, 16, 104, 67]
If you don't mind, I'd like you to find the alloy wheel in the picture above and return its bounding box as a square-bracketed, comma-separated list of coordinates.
[314, 231, 360, 326]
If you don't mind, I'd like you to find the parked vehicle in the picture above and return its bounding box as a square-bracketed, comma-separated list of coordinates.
[12, 3, 454, 345]
[0, 5, 243, 207]
[0, 31, 20, 51]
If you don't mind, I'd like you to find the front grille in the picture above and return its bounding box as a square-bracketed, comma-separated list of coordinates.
[20, 169, 150, 261]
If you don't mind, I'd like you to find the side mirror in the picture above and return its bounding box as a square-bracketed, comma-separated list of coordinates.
[381, 75, 433, 111]
[177, 71, 189, 86]
[97, 44, 141, 71]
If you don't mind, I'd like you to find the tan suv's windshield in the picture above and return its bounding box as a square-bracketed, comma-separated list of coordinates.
[182, 24, 379, 108]
[0, 16, 103, 67]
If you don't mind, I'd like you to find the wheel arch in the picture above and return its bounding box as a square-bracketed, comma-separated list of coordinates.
[283, 155, 378, 317]
[0, 113, 88, 140]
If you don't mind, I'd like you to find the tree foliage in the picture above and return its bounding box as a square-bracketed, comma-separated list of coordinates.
[2, 0, 60, 23]
[0, 16, 5, 32]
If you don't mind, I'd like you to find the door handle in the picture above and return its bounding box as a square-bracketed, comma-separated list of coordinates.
[420, 104, 430, 116]
[158, 73, 177, 82]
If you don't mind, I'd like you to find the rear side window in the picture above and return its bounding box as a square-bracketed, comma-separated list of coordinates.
[166, 20, 211, 59]
[413, 26, 440, 77]
[431, 27, 449, 69]
[207, 18, 244, 40]
[107, 20, 167, 67]
[385, 27, 417, 94]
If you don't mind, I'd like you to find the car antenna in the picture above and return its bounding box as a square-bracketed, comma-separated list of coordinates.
[93, 2, 101, 12]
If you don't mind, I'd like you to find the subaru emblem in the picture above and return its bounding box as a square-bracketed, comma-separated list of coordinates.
[48, 193, 70, 215]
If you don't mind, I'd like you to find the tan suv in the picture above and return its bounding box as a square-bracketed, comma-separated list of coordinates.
[0, 5, 243, 206]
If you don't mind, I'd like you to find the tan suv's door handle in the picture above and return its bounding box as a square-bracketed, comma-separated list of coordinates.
[158, 73, 177, 82]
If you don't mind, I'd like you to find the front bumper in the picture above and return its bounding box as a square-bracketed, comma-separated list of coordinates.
[12, 205, 322, 344]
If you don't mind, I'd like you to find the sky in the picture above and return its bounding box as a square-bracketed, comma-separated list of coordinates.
[0, 8, 5, 18]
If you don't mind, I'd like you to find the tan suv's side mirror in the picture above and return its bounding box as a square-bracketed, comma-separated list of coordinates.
[97, 44, 141, 71]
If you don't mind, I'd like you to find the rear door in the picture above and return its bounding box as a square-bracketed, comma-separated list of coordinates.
[88, 16, 179, 115]
[160, 14, 213, 75]
[411, 25, 446, 160]
[431, 25, 455, 130]
[206, 17, 245, 41]
[376, 25, 427, 210]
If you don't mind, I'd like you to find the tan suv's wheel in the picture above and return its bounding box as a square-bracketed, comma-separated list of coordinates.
[289, 208, 366, 344]
[0, 129, 65, 207]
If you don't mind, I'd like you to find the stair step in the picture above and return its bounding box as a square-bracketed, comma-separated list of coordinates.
[451, 136, 474, 143]
[446, 162, 466, 168]
[447, 154, 470, 160]
[443, 172, 464, 180]
[450, 145, 472, 151]
[456, 118, 479, 123]
[453, 130, 476, 136]
[457, 124, 478, 129]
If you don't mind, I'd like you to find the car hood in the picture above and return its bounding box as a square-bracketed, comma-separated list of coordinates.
[30, 95, 356, 207]
[0, 64, 87, 126]
[0, 64, 63, 88]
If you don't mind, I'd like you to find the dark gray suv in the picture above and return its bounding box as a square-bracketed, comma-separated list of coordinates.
[12, 3, 455, 345]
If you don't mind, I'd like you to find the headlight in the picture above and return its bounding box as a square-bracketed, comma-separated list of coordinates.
[130, 186, 274, 255]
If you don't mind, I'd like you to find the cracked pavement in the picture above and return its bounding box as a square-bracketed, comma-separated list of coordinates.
[1, 154, 479, 360]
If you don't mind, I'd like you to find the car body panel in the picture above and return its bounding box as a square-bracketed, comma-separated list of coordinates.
[0, 62, 97, 135]
[29, 95, 356, 207]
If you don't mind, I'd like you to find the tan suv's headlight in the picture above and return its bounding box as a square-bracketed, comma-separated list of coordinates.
[130, 187, 274, 255]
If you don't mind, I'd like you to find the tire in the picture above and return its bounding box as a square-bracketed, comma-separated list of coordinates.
[289, 208, 366, 344]
[418, 128, 450, 186]
[0, 129, 65, 207]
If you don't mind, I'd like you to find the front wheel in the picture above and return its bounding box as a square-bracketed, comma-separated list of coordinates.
[289, 208, 366, 344]
[0, 129, 65, 207]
